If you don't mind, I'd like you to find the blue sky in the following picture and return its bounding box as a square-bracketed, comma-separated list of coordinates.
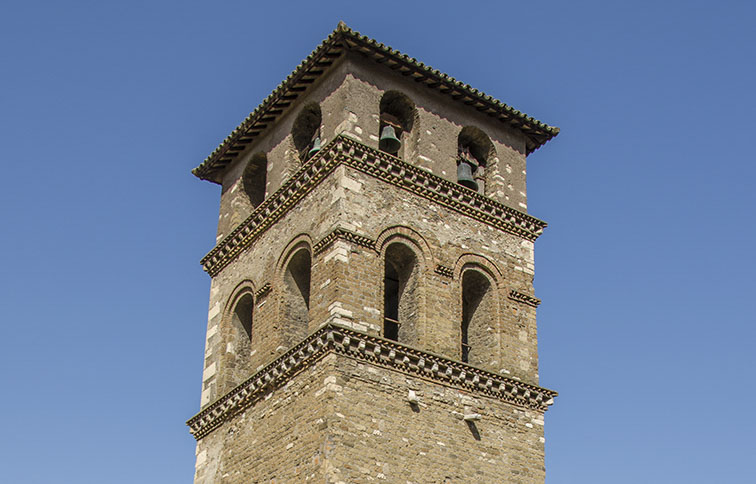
[2, 1, 754, 482]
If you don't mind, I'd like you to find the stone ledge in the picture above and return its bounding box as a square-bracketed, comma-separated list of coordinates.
[254, 283, 271, 300]
[313, 228, 377, 255]
[508, 289, 541, 308]
[435, 264, 454, 278]
[186, 323, 557, 440]
[200, 136, 547, 277]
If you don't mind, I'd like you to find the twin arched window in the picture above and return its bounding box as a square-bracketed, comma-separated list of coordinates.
[382, 242, 497, 366]
[377, 92, 495, 197]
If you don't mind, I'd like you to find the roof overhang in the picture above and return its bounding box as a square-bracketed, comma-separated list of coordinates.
[193, 22, 560, 184]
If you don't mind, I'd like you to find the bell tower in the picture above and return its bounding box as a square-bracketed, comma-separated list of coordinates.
[188, 23, 559, 483]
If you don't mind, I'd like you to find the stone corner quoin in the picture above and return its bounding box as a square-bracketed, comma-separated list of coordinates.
[188, 23, 559, 484]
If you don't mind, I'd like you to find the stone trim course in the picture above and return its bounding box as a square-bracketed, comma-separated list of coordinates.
[200, 136, 547, 277]
[186, 323, 557, 440]
[435, 265, 454, 278]
[508, 289, 542, 308]
[254, 283, 272, 300]
[313, 228, 377, 255]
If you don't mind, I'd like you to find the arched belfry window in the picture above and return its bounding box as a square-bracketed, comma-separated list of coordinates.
[222, 289, 255, 391]
[282, 248, 311, 343]
[232, 293, 254, 342]
[379, 91, 415, 157]
[243, 152, 268, 207]
[292, 103, 322, 162]
[457, 126, 494, 195]
[383, 242, 420, 344]
[461, 269, 496, 366]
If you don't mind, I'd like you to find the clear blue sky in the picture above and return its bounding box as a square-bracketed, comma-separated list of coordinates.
[2, 1, 754, 482]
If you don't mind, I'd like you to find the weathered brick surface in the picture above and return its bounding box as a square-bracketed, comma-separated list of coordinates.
[193, 356, 336, 483]
[193, 353, 546, 483]
[215, 55, 529, 242]
[191, 33, 554, 484]
[327, 356, 546, 484]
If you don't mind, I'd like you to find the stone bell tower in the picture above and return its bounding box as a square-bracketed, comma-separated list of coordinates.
[188, 22, 559, 483]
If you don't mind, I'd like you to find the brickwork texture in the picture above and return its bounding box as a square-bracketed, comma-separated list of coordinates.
[189, 24, 557, 484]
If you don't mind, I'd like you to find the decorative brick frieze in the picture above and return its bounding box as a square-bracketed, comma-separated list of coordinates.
[200, 145, 342, 276]
[313, 228, 377, 255]
[254, 283, 271, 300]
[186, 323, 557, 440]
[508, 289, 541, 308]
[200, 136, 547, 277]
[434, 264, 454, 278]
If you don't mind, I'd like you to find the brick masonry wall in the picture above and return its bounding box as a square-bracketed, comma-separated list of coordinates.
[327, 355, 546, 484]
[193, 355, 336, 483]
[214, 55, 530, 242]
[193, 352, 547, 484]
[193, 53, 549, 483]
[199, 161, 540, 408]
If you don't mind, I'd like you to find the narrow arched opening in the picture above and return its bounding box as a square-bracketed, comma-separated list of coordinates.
[461, 269, 495, 366]
[221, 289, 255, 391]
[243, 152, 268, 206]
[457, 126, 494, 195]
[232, 293, 254, 342]
[379, 91, 415, 157]
[283, 248, 311, 343]
[292, 103, 322, 162]
[383, 242, 420, 344]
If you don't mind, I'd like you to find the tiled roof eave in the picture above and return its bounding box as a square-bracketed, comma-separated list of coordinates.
[192, 23, 559, 183]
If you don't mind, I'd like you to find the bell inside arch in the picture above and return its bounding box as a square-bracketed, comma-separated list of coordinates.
[379, 125, 401, 154]
[307, 136, 322, 159]
[457, 160, 478, 191]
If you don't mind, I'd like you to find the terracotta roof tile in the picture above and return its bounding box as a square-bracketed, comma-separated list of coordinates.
[193, 22, 559, 183]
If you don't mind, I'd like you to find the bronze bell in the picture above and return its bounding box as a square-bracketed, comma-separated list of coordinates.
[457, 160, 478, 191]
[307, 136, 321, 159]
[379, 125, 401, 153]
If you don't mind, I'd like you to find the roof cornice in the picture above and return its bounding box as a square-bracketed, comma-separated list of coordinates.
[192, 22, 559, 183]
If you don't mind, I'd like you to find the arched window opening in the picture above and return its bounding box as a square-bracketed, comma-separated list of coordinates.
[221, 289, 255, 392]
[283, 248, 311, 342]
[243, 152, 268, 206]
[379, 91, 415, 156]
[457, 126, 494, 195]
[232, 293, 254, 342]
[461, 270, 495, 365]
[292, 103, 322, 162]
[383, 242, 419, 344]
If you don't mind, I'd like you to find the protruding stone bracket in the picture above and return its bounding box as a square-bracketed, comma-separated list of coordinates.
[434, 264, 454, 278]
[313, 228, 377, 255]
[508, 289, 541, 308]
[186, 323, 557, 441]
[254, 283, 272, 300]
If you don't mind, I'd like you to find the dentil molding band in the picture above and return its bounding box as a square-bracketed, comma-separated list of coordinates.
[508, 290, 542, 308]
[201, 136, 547, 277]
[186, 323, 557, 440]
